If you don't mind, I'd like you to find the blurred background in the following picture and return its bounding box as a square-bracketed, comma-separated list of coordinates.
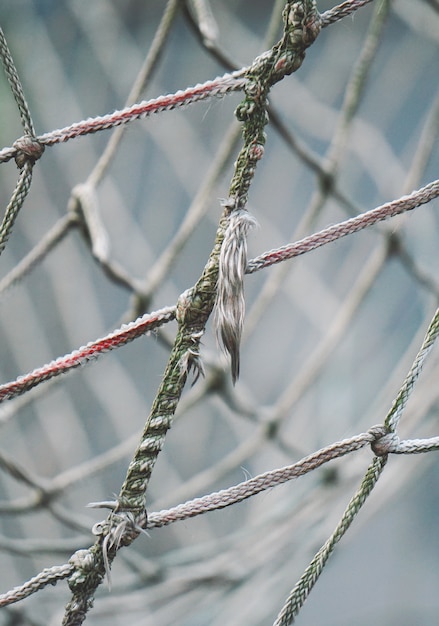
[0, 1, 438, 624]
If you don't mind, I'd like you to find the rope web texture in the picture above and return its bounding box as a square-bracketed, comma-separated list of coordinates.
[0, 1, 438, 624]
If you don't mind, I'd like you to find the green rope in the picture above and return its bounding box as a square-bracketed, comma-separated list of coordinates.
[274, 455, 387, 625]
[62, 3, 323, 623]
[385, 306, 439, 432]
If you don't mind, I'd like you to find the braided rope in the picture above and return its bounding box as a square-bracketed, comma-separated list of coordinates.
[321, 0, 374, 27]
[271, 300, 439, 624]
[147, 429, 381, 527]
[0, 306, 176, 403]
[0, 29, 45, 254]
[0, 2, 436, 625]
[273, 455, 387, 625]
[215, 0, 322, 381]
[3, 425, 439, 609]
[0, 26, 35, 136]
[384, 306, 439, 432]
[61, 5, 326, 622]
[246, 179, 439, 274]
[145, 430, 439, 530]
[0, 72, 246, 165]
[0, 563, 73, 608]
[0, 162, 34, 256]
[0, 0, 368, 167]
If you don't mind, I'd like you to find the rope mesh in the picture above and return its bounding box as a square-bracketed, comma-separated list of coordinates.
[0, 1, 438, 624]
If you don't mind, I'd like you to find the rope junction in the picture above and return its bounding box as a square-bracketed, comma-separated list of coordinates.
[0, 1, 438, 625]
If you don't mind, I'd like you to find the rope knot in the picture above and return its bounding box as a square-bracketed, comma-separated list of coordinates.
[68, 549, 97, 589]
[13, 135, 45, 168]
[91, 506, 148, 586]
[369, 426, 400, 456]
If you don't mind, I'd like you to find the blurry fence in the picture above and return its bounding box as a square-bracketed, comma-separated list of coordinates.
[0, 1, 438, 624]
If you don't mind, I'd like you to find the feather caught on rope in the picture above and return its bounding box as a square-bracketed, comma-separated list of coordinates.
[215, 208, 257, 383]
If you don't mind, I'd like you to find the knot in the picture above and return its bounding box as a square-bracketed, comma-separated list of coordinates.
[92, 507, 148, 586]
[369, 426, 400, 456]
[68, 549, 97, 589]
[13, 135, 45, 168]
[176, 288, 193, 324]
[285, 1, 322, 49]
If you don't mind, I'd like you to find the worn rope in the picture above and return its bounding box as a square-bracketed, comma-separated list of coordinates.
[0, 563, 73, 608]
[146, 428, 382, 527]
[272, 301, 439, 624]
[4, 424, 439, 609]
[0, 26, 35, 136]
[0, 306, 176, 403]
[0, 0, 374, 166]
[61, 5, 325, 623]
[0, 2, 435, 624]
[145, 430, 439, 529]
[215, 0, 322, 381]
[0, 72, 246, 165]
[0, 162, 34, 256]
[0, 0, 381, 262]
[246, 179, 439, 274]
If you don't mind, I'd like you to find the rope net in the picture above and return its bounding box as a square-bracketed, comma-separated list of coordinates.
[0, 1, 438, 624]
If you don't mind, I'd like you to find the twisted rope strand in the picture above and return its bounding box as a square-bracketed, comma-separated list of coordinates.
[0, 0, 371, 165]
[40, 73, 245, 145]
[0, 26, 35, 136]
[246, 179, 439, 273]
[0, 28, 46, 254]
[321, 0, 375, 27]
[2, 426, 438, 608]
[273, 455, 387, 625]
[215, 0, 322, 380]
[0, 162, 34, 256]
[62, 5, 325, 621]
[0, 306, 176, 403]
[146, 428, 439, 530]
[147, 429, 379, 528]
[272, 297, 439, 624]
[0, 563, 73, 608]
[0, 72, 246, 164]
[384, 306, 439, 432]
[0, 2, 430, 624]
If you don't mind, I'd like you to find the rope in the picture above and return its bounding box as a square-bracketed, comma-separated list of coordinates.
[0, 563, 73, 607]
[384, 306, 439, 432]
[321, 0, 375, 26]
[0, 306, 176, 403]
[246, 179, 439, 274]
[0, 29, 45, 255]
[2, 425, 439, 609]
[0, 26, 35, 136]
[146, 429, 382, 528]
[0, 72, 246, 165]
[0, 2, 437, 625]
[273, 455, 387, 625]
[0, 162, 34, 256]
